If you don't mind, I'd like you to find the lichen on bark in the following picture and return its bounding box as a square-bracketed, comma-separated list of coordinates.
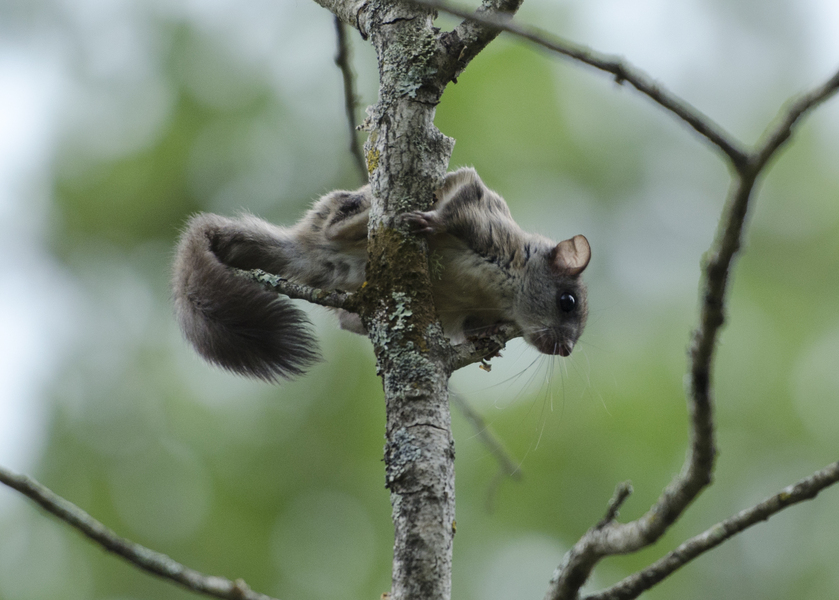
[310, 2, 526, 599]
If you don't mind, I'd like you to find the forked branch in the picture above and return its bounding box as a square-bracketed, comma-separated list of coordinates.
[586, 460, 839, 600]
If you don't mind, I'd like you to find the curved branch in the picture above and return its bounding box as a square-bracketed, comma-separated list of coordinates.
[545, 135, 750, 600]
[586, 461, 839, 600]
[0, 466, 279, 600]
[412, 0, 749, 166]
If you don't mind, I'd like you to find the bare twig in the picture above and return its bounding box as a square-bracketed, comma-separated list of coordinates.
[595, 482, 633, 530]
[413, 0, 749, 166]
[450, 389, 522, 483]
[586, 461, 839, 600]
[0, 466, 279, 600]
[333, 16, 367, 182]
[753, 67, 839, 169]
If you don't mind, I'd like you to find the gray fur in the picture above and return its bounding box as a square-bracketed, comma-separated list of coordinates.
[172, 168, 591, 380]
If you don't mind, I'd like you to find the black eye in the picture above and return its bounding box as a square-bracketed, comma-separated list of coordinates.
[558, 292, 576, 313]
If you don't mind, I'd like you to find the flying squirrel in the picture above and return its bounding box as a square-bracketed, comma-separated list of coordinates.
[172, 167, 591, 382]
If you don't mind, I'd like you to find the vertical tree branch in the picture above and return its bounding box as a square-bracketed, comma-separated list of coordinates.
[358, 5, 458, 600]
[334, 1, 526, 598]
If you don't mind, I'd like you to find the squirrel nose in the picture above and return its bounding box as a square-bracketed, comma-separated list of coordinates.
[530, 331, 575, 356]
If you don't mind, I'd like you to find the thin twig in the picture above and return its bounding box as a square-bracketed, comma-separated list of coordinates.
[595, 482, 633, 530]
[753, 67, 839, 169]
[334, 16, 367, 182]
[414, 0, 749, 166]
[450, 388, 522, 482]
[585, 460, 839, 600]
[0, 466, 279, 600]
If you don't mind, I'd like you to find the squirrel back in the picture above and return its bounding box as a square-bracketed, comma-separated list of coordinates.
[172, 169, 591, 381]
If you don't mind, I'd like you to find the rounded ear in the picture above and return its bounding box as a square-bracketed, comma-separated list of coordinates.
[550, 234, 591, 276]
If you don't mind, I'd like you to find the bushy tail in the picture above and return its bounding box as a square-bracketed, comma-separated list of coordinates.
[172, 213, 320, 381]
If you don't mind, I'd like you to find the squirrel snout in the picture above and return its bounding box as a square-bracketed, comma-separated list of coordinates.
[528, 331, 575, 357]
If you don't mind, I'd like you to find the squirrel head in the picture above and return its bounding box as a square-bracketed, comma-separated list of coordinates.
[516, 234, 591, 357]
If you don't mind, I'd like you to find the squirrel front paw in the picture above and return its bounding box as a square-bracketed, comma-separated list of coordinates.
[399, 210, 442, 235]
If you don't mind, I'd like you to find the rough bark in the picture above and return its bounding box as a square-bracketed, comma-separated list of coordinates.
[314, 2, 524, 597]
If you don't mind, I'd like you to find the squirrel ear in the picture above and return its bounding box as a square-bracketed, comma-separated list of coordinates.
[550, 235, 591, 276]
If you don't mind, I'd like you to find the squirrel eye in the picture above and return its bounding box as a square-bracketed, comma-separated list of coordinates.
[558, 292, 576, 313]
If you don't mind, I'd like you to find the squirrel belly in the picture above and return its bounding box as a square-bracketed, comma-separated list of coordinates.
[172, 168, 591, 381]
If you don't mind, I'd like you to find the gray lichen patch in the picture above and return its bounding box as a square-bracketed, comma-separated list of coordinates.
[381, 22, 438, 100]
[385, 427, 423, 488]
[390, 291, 414, 331]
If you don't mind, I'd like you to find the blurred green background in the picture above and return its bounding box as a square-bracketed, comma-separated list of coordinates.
[1, 1, 838, 599]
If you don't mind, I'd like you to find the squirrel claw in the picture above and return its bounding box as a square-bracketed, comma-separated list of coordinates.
[400, 211, 441, 235]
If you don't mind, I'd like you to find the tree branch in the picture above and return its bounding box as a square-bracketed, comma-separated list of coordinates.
[0, 466, 279, 600]
[412, 0, 749, 166]
[333, 16, 368, 182]
[594, 482, 633, 530]
[235, 268, 359, 312]
[448, 322, 520, 371]
[586, 461, 839, 600]
[311, 0, 372, 38]
[443, 0, 524, 79]
[753, 67, 839, 170]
